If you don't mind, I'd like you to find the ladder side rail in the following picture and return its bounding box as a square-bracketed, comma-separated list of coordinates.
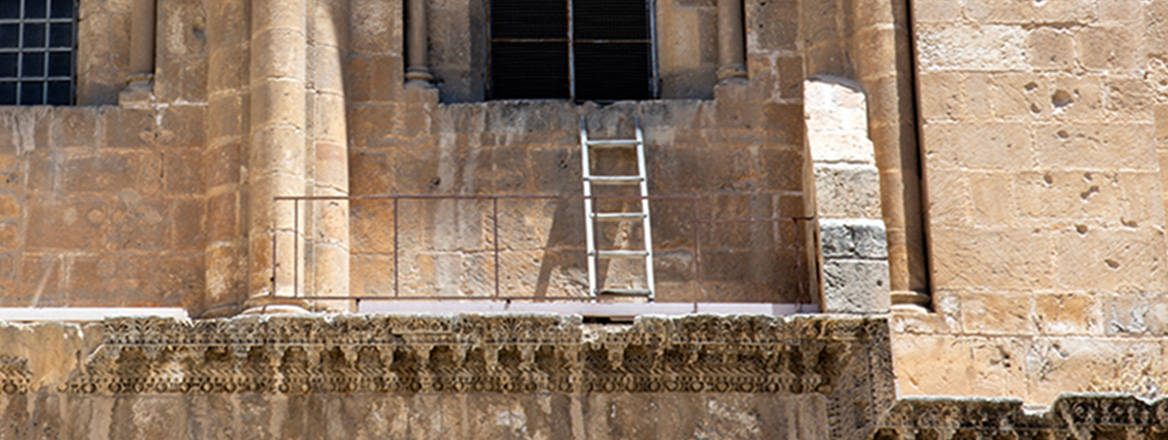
[581, 119, 599, 298]
[635, 117, 655, 301]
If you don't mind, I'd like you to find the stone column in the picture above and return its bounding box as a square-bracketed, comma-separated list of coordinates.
[243, 0, 311, 314]
[307, 0, 352, 308]
[846, 0, 930, 309]
[404, 0, 434, 88]
[200, 0, 251, 317]
[804, 77, 890, 314]
[118, 0, 156, 105]
[716, 0, 747, 82]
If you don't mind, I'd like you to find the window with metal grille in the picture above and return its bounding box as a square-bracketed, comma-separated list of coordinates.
[488, 0, 656, 101]
[0, 0, 76, 105]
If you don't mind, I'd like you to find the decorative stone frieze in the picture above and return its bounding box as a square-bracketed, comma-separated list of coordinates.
[874, 395, 1168, 439]
[57, 314, 894, 438]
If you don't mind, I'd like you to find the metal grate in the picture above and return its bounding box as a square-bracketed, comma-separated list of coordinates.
[0, 0, 76, 105]
[487, 0, 656, 101]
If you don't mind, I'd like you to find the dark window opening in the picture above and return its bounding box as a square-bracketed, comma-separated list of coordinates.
[488, 0, 655, 101]
[0, 0, 76, 105]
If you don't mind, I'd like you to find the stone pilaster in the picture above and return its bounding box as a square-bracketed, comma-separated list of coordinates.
[845, 0, 929, 310]
[804, 77, 890, 314]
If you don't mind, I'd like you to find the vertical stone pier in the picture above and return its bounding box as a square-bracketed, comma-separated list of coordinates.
[244, 0, 311, 313]
[198, 0, 352, 316]
[201, 0, 252, 317]
[804, 77, 890, 313]
[846, 0, 929, 309]
[307, 0, 353, 306]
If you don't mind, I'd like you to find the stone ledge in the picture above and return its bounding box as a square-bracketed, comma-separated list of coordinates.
[0, 308, 190, 322]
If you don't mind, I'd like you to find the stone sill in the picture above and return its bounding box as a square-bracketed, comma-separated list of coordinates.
[356, 301, 819, 317]
[0, 308, 189, 322]
[0, 305, 823, 323]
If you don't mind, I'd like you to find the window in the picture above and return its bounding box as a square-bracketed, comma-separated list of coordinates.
[488, 0, 656, 101]
[0, 0, 76, 105]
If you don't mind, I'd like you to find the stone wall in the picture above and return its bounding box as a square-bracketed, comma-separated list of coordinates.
[9, 0, 1168, 429]
[0, 314, 894, 439]
[346, 0, 812, 303]
[896, 0, 1168, 404]
[346, 98, 810, 302]
[0, 0, 208, 311]
[0, 0, 816, 311]
[0, 106, 206, 309]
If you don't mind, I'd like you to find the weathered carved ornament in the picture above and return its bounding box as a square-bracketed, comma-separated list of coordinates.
[64, 315, 887, 399]
[875, 396, 1168, 439]
[0, 355, 30, 394]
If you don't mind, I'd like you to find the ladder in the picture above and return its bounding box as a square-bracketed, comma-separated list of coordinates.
[580, 116, 655, 301]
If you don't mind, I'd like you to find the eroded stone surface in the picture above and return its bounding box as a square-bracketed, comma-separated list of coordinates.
[874, 395, 1168, 439]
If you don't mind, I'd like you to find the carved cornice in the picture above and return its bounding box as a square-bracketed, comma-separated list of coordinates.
[8, 314, 892, 439]
[876, 395, 1168, 439]
[64, 314, 886, 396]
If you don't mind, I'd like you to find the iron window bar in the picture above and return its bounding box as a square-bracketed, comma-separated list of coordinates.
[487, 0, 657, 101]
[0, 0, 77, 105]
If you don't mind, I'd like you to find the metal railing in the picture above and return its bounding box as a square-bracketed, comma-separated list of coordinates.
[270, 194, 814, 304]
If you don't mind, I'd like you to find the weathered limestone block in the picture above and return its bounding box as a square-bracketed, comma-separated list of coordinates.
[915, 25, 1029, 72]
[813, 164, 882, 219]
[822, 260, 890, 313]
[820, 219, 888, 260]
[805, 78, 890, 314]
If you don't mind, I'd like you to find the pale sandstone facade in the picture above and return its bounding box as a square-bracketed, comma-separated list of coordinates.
[0, 0, 1167, 438]
[895, 0, 1168, 409]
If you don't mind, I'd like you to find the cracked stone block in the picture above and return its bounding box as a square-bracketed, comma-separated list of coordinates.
[820, 218, 888, 260]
